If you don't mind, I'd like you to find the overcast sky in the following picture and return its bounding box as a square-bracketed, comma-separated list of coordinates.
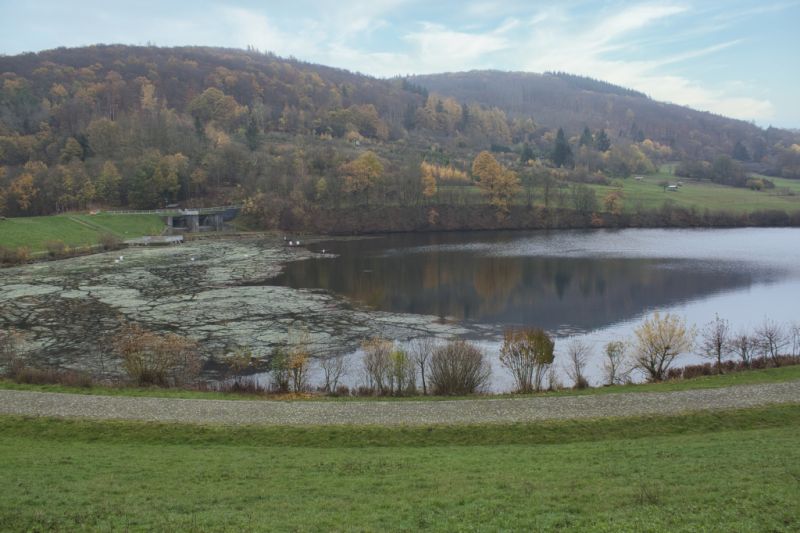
[1, 0, 798, 128]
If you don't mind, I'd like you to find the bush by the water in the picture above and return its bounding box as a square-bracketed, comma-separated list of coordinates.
[113, 325, 201, 387]
[429, 340, 491, 395]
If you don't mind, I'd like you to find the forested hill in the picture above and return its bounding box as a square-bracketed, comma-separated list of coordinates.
[0, 45, 798, 221]
[407, 70, 794, 161]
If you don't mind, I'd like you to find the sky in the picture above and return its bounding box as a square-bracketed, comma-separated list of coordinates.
[1, 0, 798, 128]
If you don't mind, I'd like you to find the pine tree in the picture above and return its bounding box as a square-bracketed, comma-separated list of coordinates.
[552, 128, 573, 168]
[595, 129, 611, 152]
[732, 140, 750, 161]
[579, 127, 594, 147]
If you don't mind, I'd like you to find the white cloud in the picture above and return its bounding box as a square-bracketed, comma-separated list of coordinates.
[519, 2, 775, 122]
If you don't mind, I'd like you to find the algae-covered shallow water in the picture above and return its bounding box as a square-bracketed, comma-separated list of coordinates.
[0, 237, 467, 378]
[2, 228, 799, 388]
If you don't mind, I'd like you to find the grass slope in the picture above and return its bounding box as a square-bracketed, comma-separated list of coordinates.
[1, 405, 798, 531]
[3, 365, 798, 402]
[0, 213, 164, 251]
[590, 172, 800, 214]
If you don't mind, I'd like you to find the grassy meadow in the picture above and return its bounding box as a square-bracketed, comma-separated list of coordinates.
[1, 405, 798, 531]
[589, 171, 800, 214]
[0, 213, 164, 252]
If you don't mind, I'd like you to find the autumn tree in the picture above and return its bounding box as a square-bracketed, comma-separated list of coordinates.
[471, 151, 520, 220]
[96, 161, 122, 205]
[603, 189, 624, 215]
[500, 328, 555, 393]
[420, 161, 438, 200]
[340, 151, 384, 205]
[632, 312, 695, 381]
[188, 87, 243, 129]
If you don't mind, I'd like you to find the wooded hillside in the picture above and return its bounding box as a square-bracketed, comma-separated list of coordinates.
[0, 45, 797, 223]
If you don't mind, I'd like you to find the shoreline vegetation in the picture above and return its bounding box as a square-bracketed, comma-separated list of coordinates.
[1, 363, 799, 402]
[4, 306, 799, 400]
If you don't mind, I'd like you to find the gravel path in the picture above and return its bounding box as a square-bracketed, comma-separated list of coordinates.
[1, 381, 799, 426]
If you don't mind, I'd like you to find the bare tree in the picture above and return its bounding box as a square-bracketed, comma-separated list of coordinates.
[288, 330, 311, 392]
[499, 328, 555, 393]
[728, 330, 754, 368]
[319, 353, 348, 393]
[409, 337, 436, 395]
[565, 340, 591, 389]
[632, 312, 695, 382]
[755, 318, 788, 365]
[698, 314, 730, 372]
[361, 338, 393, 394]
[791, 323, 800, 357]
[603, 341, 630, 385]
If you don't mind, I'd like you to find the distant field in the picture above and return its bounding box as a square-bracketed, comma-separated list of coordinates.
[590, 171, 800, 215]
[439, 172, 800, 215]
[0, 405, 798, 530]
[0, 213, 164, 252]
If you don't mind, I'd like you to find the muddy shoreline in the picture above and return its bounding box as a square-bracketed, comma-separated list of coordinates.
[0, 235, 468, 379]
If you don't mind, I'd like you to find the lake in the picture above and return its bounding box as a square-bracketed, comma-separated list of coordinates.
[272, 227, 800, 385]
[1, 228, 798, 390]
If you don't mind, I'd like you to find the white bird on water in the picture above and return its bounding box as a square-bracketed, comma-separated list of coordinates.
[190, 257, 195, 262]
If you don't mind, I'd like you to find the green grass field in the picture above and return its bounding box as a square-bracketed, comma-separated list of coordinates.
[590, 172, 800, 215]
[439, 168, 800, 215]
[2, 364, 798, 401]
[0, 213, 164, 252]
[1, 405, 798, 531]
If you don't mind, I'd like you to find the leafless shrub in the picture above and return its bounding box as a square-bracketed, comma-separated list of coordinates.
[698, 314, 730, 372]
[755, 318, 789, 365]
[113, 324, 201, 387]
[409, 337, 436, 395]
[728, 330, 755, 367]
[362, 338, 393, 394]
[224, 346, 256, 388]
[429, 340, 491, 395]
[287, 331, 311, 392]
[361, 339, 416, 396]
[565, 340, 591, 389]
[547, 365, 563, 391]
[319, 353, 348, 393]
[8, 365, 93, 388]
[603, 341, 630, 385]
[45, 240, 68, 258]
[499, 328, 555, 393]
[99, 233, 123, 251]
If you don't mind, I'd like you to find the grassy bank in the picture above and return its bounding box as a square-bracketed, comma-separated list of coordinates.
[0, 213, 164, 252]
[3, 364, 799, 402]
[1, 405, 798, 530]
